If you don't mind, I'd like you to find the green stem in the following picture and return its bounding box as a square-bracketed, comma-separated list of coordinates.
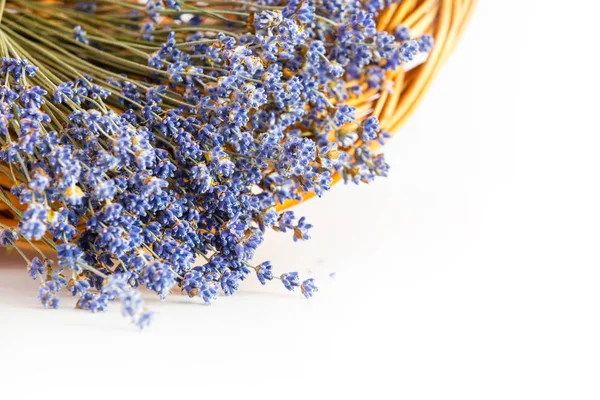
[0, 0, 6, 24]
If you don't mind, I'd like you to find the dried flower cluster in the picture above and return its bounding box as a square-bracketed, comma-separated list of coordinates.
[0, 0, 433, 328]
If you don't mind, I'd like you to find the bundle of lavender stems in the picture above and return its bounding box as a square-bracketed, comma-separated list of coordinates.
[0, 0, 432, 328]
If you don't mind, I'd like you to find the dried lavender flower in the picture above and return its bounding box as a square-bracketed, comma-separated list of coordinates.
[0, 0, 432, 328]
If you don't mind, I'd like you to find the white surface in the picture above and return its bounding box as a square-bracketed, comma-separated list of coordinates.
[2, 1, 600, 399]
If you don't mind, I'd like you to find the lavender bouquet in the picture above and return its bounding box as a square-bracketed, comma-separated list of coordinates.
[0, 0, 432, 328]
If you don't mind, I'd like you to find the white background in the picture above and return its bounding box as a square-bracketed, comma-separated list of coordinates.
[1, 1, 599, 398]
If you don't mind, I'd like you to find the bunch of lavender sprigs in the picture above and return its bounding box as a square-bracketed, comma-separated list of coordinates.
[0, 0, 433, 328]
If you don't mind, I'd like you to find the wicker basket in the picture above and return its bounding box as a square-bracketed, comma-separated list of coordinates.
[280, 0, 477, 209]
[0, 0, 477, 251]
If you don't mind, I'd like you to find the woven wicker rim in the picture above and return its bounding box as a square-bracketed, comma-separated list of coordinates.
[279, 0, 478, 209]
[0, 0, 477, 251]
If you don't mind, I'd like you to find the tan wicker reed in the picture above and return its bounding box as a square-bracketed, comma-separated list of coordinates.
[0, 0, 477, 252]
